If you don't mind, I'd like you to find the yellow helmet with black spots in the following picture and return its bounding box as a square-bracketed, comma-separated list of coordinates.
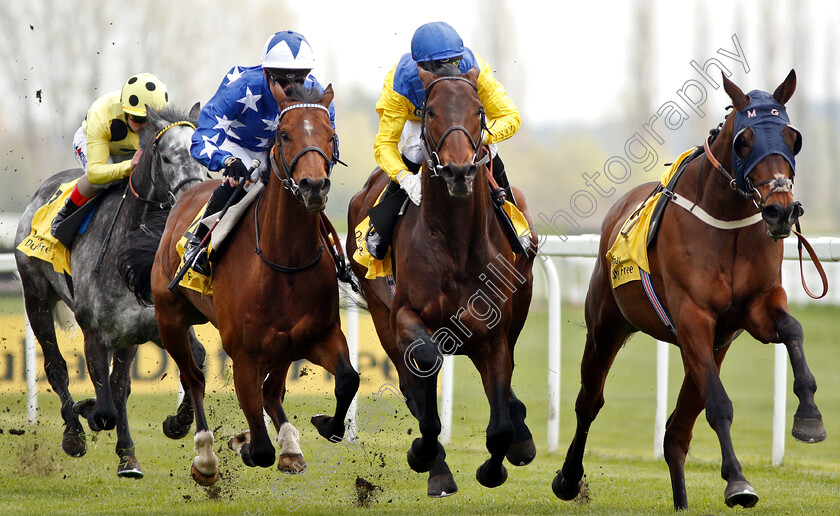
[121, 73, 169, 116]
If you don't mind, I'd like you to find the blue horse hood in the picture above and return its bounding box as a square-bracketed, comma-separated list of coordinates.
[731, 91, 798, 192]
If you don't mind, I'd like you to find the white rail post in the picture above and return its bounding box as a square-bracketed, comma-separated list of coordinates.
[25, 316, 37, 425]
[346, 298, 359, 439]
[653, 340, 669, 459]
[439, 355, 454, 445]
[772, 342, 787, 465]
[540, 256, 562, 453]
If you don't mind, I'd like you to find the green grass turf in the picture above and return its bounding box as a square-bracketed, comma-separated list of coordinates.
[0, 303, 838, 515]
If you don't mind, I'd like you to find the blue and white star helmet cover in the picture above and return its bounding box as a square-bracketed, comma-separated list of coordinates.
[260, 30, 316, 69]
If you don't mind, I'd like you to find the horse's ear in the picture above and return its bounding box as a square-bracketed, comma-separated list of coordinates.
[189, 102, 201, 121]
[269, 79, 291, 108]
[145, 104, 161, 122]
[320, 84, 334, 108]
[773, 69, 796, 106]
[417, 65, 435, 88]
[464, 66, 480, 86]
[721, 73, 750, 111]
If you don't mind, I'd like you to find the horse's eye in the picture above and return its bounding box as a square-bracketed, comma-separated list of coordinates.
[426, 108, 435, 119]
[280, 131, 290, 142]
[162, 155, 171, 165]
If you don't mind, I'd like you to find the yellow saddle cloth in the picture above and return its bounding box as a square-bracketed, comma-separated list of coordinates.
[351, 190, 532, 280]
[16, 179, 80, 275]
[174, 204, 216, 296]
[606, 148, 696, 288]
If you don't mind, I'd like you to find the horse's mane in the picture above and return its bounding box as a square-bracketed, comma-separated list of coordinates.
[285, 83, 324, 104]
[139, 105, 198, 149]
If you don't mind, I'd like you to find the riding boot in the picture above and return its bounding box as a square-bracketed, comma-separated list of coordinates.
[492, 154, 516, 206]
[365, 179, 402, 260]
[183, 182, 238, 275]
[365, 154, 421, 260]
[50, 198, 83, 238]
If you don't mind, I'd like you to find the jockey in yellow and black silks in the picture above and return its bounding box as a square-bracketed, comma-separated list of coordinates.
[51, 73, 170, 236]
[365, 21, 521, 260]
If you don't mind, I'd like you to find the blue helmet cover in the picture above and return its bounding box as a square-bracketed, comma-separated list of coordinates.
[411, 22, 464, 62]
[731, 90, 797, 192]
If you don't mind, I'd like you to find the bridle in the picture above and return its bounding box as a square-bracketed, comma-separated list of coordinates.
[419, 76, 490, 175]
[129, 120, 204, 209]
[269, 103, 341, 204]
[702, 132, 798, 211]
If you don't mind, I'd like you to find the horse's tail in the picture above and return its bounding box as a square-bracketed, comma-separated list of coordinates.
[118, 210, 169, 307]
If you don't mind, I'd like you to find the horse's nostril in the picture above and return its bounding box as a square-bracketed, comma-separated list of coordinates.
[761, 204, 783, 224]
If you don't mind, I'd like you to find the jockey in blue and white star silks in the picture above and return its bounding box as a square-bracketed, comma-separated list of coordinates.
[184, 30, 336, 275]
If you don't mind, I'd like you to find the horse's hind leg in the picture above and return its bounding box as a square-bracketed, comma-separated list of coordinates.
[109, 344, 143, 478]
[158, 314, 217, 485]
[553, 284, 632, 501]
[21, 284, 85, 457]
[162, 328, 205, 440]
[506, 389, 536, 466]
[308, 326, 360, 442]
[663, 345, 732, 510]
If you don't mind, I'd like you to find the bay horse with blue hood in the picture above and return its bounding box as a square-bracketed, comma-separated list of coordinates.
[552, 71, 824, 510]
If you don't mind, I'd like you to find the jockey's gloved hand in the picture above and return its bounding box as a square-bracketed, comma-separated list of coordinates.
[400, 172, 422, 206]
[223, 156, 248, 181]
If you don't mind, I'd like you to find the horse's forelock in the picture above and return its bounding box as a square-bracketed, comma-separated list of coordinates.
[285, 83, 324, 104]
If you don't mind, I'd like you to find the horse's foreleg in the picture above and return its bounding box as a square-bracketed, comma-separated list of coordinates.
[109, 344, 143, 478]
[23, 290, 86, 457]
[776, 313, 824, 442]
[307, 326, 359, 443]
[78, 331, 117, 432]
[395, 307, 444, 473]
[472, 338, 514, 489]
[678, 311, 757, 509]
[162, 328, 204, 440]
[261, 363, 306, 473]
[231, 354, 275, 468]
[506, 389, 536, 466]
[746, 292, 824, 443]
[663, 345, 728, 510]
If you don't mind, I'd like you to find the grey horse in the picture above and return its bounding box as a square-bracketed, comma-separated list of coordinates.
[14, 104, 208, 477]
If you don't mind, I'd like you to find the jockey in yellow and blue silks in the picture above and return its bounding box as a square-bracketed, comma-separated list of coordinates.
[51, 73, 170, 237]
[184, 30, 336, 274]
[366, 21, 521, 260]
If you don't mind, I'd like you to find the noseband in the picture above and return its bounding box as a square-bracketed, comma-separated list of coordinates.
[420, 77, 490, 175]
[130, 120, 203, 209]
[269, 103, 340, 203]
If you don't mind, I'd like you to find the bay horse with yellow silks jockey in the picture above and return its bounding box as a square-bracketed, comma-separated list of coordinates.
[347, 65, 539, 497]
[122, 82, 358, 485]
[14, 104, 208, 478]
[552, 71, 827, 510]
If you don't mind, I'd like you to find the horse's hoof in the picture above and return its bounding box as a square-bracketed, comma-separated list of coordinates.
[428, 472, 458, 497]
[117, 456, 144, 479]
[552, 471, 581, 500]
[162, 413, 193, 440]
[277, 453, 307, 474]
[310, 414, 342, 441]
[73, 398, 96, 419]
[61, 430, 87, 457]
[792, 415, 826, 443]
[475, 459, 508, 488]
[190, 462, 220, 486]
[506, 437, 536, 466]
[725, 480, 758, 508]
[406, 439, 441, 473]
